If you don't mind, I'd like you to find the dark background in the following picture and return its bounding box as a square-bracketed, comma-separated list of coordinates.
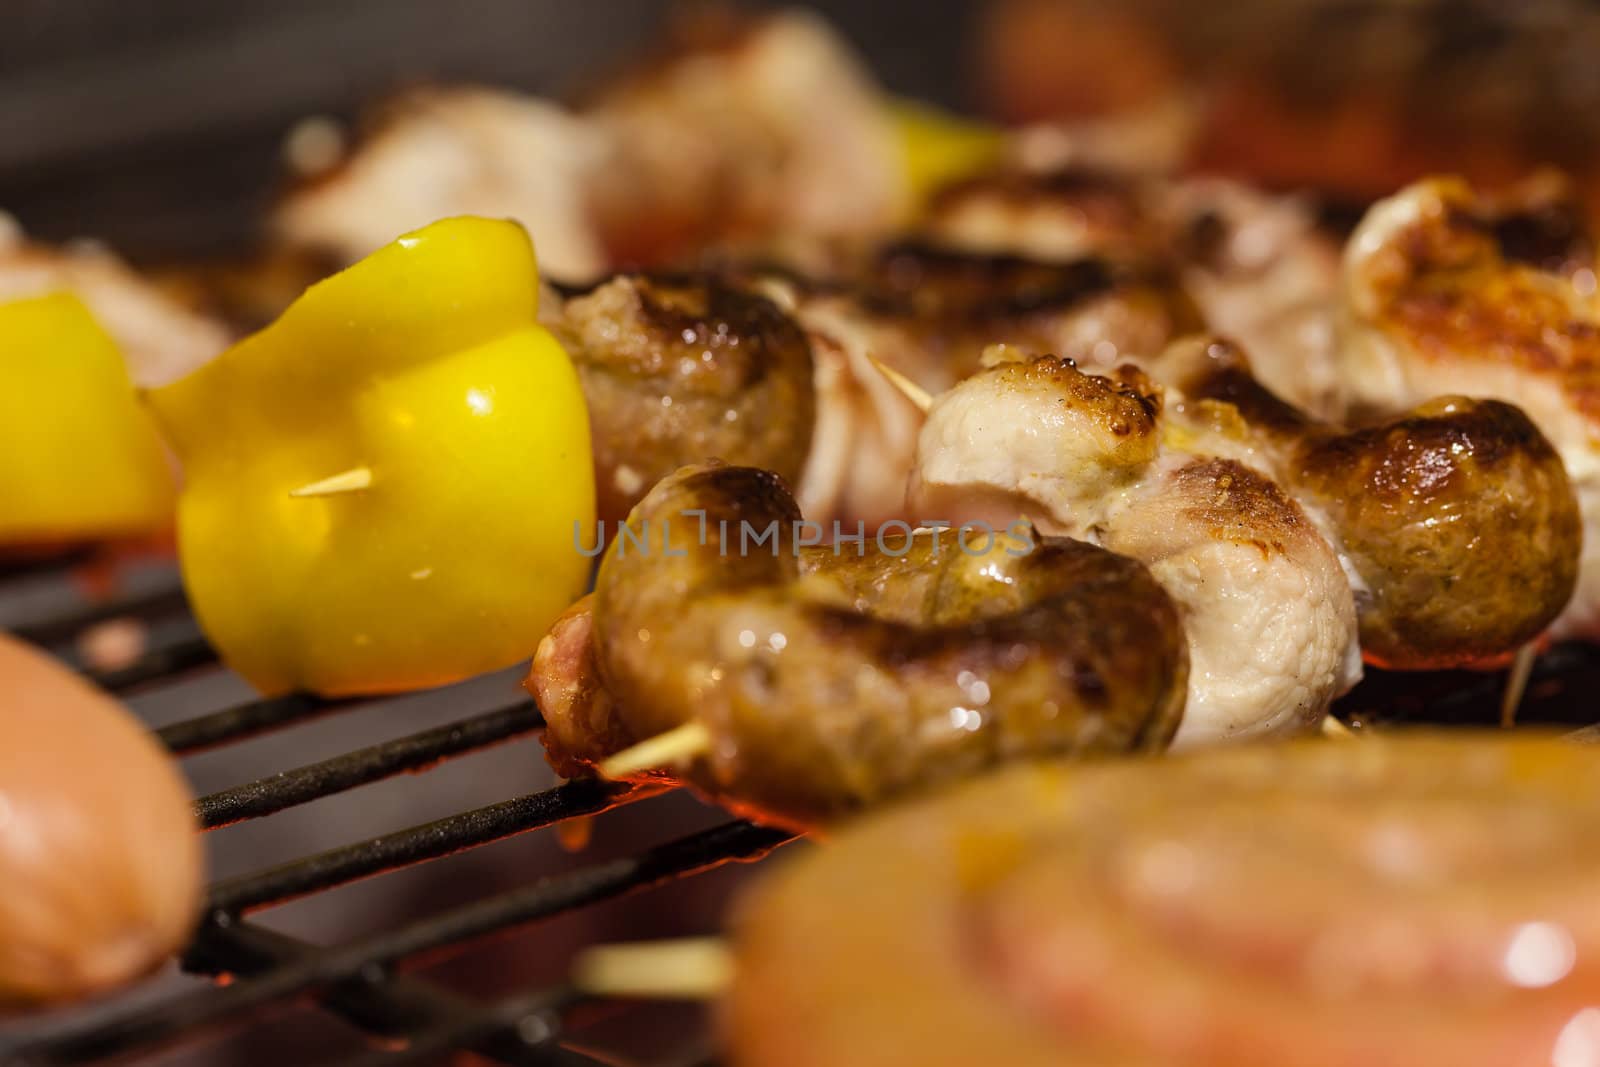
[0, 0, 977, 261]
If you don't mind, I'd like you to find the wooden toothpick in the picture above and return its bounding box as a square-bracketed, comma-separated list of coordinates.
[288, 466, 374, 498]
[866, 354, 932, 413]
[573, 937, 733, 1000]
[598, 722, 712, 779]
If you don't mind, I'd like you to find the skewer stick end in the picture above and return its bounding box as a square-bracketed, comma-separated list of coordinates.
[288, 466, 373, 498]
[598, 722, 712, 779]
[1321, 715, 1356, 740]
[1501, 642, 1539, 729]
[573, 937, 733, 1000]
[866, 354, 933, 413]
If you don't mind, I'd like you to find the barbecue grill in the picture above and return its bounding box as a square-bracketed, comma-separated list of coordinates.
[2, 552, 1599, 1065]
[0, 558, 795, 1066]
[10, 2, 1600, 1062]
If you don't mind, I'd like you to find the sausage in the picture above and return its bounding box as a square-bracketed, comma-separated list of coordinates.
[551, 275, 816, 524]
[0, 635, 201, 1008]
[729, 732, 1600, 1067]
[1155, 337, 1582, 667]
[530, 463, 1188, 829]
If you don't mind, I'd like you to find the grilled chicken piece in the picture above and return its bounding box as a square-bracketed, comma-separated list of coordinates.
[528, 463, 1187, 830]
[910, 347, 1359, 747]
[910, 340, 1579, 740]
[918, 166, 1343, 416]
[586, 10, 905, 266]
[550, 248, 1195, 528]
[274, 88, 610, 281]
[730, 732, 1600, 1067]
[0, 223, 230, 387]
[276, 12, 904, 279]
[1342, 175, 1600, 639]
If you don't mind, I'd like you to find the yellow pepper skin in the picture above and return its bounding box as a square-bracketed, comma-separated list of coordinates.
[888, 99, 1006, 216]
[147, 217, 595, 697]
[0, 293, 174, 544]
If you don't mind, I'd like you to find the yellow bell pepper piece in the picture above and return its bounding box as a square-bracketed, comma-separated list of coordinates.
[0, 292, 174, 544]
[147, 217, 595, 697]
[888, 98, 1006, 215]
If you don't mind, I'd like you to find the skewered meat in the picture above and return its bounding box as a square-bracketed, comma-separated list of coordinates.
[910, 341, 1578, 739]
[980, 0, 1600, 210]
[1341, 175, 1600, 639]
[0, 222, 230, 387]
[274, 88, 609, 281]
[918, 166, 1343, 416]
[751, 246, 1196, 523]
[729, 732, 1600, 1067]
[552, 248, 1195, 526]
[529, 462, 1187, 830]
[549, 275, 816, 525]
[275, 11, 904, 278]
[585, 9, 905, 266]
[1156, 338, 1580, 668]
[910, 347, 1358, 746]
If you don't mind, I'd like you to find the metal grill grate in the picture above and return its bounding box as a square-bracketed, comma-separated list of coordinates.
[6, 558, 1600, 1065]
[1, 561, 795, 1066]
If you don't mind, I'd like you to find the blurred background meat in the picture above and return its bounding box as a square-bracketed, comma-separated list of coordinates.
[980, 0, 1600, 210]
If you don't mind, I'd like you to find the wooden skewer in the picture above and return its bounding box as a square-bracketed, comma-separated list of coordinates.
[1321, 716, 1356, 740]
[866, 354, 932, 413]
[597, 721, 712, 779]
[572, 937, 733, 1000]
[288, 466, 373, 498]
[1501, 642, 1539, 729]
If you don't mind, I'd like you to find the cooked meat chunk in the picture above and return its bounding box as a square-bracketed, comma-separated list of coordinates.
[910, 339, 1578, 734]
[274, 88, 609, 281]
[917, 167, 1343, 415]
[909, 349, 1359, 746]
[550, 275, 816, 524]
[1154, 337, 1581, 667]
[528, 463, 1187, 830]
[586, 11, 905, 265]
[0, 224, 230, 386]
[1341, 175, 1600, 638]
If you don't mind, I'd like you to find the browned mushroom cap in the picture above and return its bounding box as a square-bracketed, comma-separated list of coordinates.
[729, 733, 1600, 1067]
[552, 275, 816, 524]
[1158, 337, 1581, 669]
[532, 463, 1187, 830]
[1296, 397, 1581, 668]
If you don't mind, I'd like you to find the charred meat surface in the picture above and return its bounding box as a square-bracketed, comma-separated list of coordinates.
[528, 463, 1188, 830]
[910, 347, 1360, 746]
[1157, 337, 1582, 668]
[551, 275, 816, 524]
[917, 166, 1344, 417]
[1341, 175, 1600, 639]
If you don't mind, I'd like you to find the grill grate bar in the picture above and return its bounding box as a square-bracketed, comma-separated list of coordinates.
[194, 700, 545, 828]
[330, 985, 600, 1067]
[10, 584, 190, 647]
[20, 820, 793, 1063]
[16, 919, 593, 1067]
[86, 631, 216, 693]
[158, 691, 364, 754]
[208, 777, 658, 914]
